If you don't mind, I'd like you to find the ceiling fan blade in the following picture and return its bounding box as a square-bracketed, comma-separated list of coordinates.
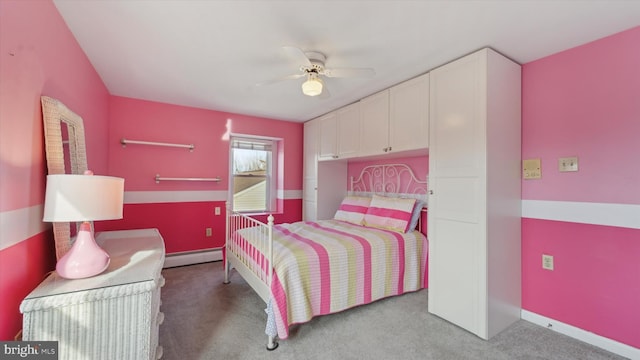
[323, 67, 375, 78]
[282, 46, 311, 66]
[255, 73, 305, 86]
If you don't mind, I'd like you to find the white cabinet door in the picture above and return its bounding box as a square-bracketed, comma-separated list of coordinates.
[359, 90, 390, 157]
[316, 161, 347, 220]
[337, 102, 360, 158]
[428, 51, 487, 336]
[303, 120, 319, 221]
[318, 112, 338, 160]
[389, 73, 429, 152]
[303, 120, 318, 178]
[428, 48, 521, 340]
[303, 178, 317, 221]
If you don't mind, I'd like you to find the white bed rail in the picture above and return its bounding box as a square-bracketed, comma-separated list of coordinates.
[224, 204, 277, 349]
[224, 204, 274, 300]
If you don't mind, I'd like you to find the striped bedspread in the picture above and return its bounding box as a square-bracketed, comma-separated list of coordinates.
[233, 219, 428, 340]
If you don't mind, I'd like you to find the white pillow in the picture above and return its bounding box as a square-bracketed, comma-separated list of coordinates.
[334, 195, 371, 225]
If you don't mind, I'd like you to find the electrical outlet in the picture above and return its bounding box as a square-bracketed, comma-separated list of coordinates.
[205, 228, 212, 237]
[558, 156, 578, 172]
[542, 254, 554, 270]
[215, 207, 221, 215]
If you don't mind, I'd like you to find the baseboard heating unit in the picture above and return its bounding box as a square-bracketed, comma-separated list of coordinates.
[163, 248, 222, 268]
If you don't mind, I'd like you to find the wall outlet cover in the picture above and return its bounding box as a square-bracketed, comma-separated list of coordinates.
[558, 156, 579, 172]
[542, 254, 554, 270]
[523, 158, 542, 179]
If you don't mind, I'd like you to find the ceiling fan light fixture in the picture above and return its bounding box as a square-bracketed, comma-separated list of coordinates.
[302, 76, 323, 96]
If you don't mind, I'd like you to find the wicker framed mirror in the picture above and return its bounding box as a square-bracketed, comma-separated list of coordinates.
[41, 96, 88, 260]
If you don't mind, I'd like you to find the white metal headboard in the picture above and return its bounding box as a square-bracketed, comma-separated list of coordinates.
[350, 163, 427, 200]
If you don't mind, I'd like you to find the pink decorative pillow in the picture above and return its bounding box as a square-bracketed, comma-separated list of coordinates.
[363, 195, 416, 233]
[334, 195, 371, 225]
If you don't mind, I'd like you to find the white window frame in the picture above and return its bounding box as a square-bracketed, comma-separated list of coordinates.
[229, 134, 279, 213]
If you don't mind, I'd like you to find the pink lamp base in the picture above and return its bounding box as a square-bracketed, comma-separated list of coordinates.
[56, 222, 110, 279]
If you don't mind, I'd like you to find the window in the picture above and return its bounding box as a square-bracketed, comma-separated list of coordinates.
[230, 136, 276, 213]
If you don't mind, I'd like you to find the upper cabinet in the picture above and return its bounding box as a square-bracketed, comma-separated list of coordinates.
[318, 102, 361, 161]
[389, 73, 429, 153]
[304, 116, 348, 221]
[317, 112, 338, 160]
[359, 90, 390, 157]
[359, 73, 429, 157]
[336, 102, 361, 158]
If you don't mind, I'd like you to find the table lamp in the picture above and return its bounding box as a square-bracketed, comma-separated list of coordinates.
[43, 172, 124, 279]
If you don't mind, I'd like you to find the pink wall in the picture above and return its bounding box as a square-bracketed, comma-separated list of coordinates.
[99, 96, 303, 251]
[522, 26, 640, 204]
[522, 26, 640, 348]
[0, 0, 110, 340]
[107, 96, 302, 192]
[522, 219, 639, 346]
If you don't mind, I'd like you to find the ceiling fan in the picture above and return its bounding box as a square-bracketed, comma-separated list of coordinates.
[257, 46, 375, 97]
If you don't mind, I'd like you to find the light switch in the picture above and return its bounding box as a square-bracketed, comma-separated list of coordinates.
[523, 158, 541, 179]
[558, 156, 578, 172]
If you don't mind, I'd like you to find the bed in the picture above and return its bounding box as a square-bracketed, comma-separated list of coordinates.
[224, 163, 428, 350]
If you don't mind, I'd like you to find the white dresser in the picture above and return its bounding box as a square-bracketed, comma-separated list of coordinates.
[20, 228, 166, 360]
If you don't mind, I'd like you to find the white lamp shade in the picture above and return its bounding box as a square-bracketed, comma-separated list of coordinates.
[302, 77, 323, 96]
[43, 174, 124, 222]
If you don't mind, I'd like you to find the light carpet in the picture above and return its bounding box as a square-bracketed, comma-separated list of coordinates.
[159, 261, 626, 360]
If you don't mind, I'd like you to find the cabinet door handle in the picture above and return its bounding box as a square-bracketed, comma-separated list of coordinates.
[429, 190, 434, 195]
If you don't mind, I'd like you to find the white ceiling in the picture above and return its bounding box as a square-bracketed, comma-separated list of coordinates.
[53, 0, 640, 123]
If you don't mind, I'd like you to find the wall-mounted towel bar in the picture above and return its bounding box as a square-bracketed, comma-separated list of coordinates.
[121, 138, 195, 152]
[155, 174, 221, 184]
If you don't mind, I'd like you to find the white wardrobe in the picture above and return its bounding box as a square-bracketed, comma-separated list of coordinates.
[427, 48, 522, 339]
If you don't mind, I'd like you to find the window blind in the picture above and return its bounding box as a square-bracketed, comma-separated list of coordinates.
[231, 138, 273, 151]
